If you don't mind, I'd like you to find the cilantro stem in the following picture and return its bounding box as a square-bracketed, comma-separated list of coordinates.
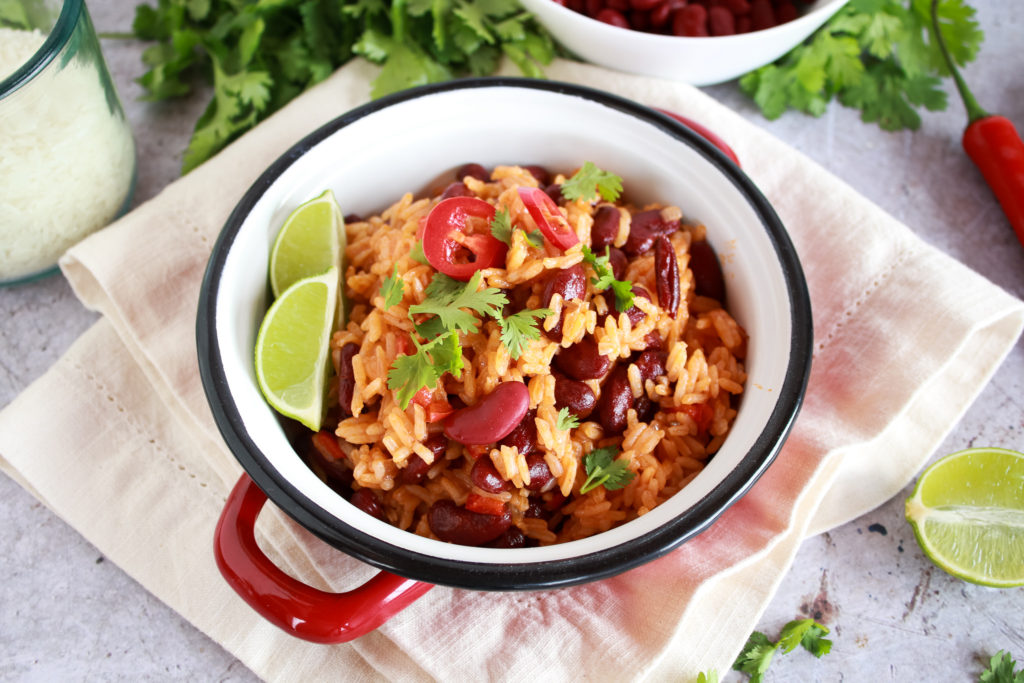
[391, 0, 407, 43]
[930, 0, 989, 123]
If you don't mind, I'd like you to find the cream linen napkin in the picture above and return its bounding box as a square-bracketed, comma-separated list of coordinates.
[2, 58, 1022, 681]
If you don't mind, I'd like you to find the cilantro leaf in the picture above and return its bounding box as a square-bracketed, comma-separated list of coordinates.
[580, 447, 635, 494]
[387, 329, 463, 409]
[524, 229, 545, 248]
[490, 209, 514, 246]
[409, 240, 429, 265]
[739, 0, 983, 132]
[695, 672, 719, 683]
[560, 162, 623, 202]
[498, 307, 552, 359]
[979, 650, 1024, 683]
[129, 0, 556, 172]
[379, 265, 403, 309]
[555, 407, 580, 431]
[410, 272, 506, 334]
[733, 618, 832, 682]
[582, 245, 635, 312]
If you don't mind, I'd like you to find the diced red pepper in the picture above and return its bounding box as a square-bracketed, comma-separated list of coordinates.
[465, 493, 508, 516]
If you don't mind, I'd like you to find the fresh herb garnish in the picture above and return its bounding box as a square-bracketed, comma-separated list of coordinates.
[980, 650, 1024, 683]
[408, 271, 507, 334]
[498, 307, 553, 360]
[579, 447, 635, 494]
[127, 0, 556, 173]
[582, 245, 634, 312]
[695, 672, 719, 683]
[555, 407, 580, 431]
[379, 264, 403, 308]
[733, 619, 832, 683]
[490, 209, 514, 245]
[524, 229, 545, 248]
[409, 240, 429, 265]
[386, 329, 464, 410]
[740, 0, 984, 131]
[560, 162, 623, 203]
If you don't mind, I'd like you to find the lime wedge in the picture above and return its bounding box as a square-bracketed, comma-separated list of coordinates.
[255, 267, 339, 431]
[269, 189, 345, 298]
[905, 447, 1024, 588]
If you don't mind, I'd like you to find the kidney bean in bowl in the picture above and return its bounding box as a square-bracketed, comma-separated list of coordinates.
[517, 0, 849, 85]
[197, 78, 811, 640]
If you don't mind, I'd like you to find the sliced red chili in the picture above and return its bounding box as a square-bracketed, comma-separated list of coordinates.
[311, 431, 345, 462]
[465, 493, 508, 517]
[422, 197, 506, 281]
[517, 186, 579, 251]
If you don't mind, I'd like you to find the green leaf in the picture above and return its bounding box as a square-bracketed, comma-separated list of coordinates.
[409, 271, 507, 334]
[490, 208, 514, 245]
[379, 265, 404, 308]
[0, 0, 31, 29]
[582, 246, 635, 312]
[555, 407, 580, 431]
[733, 632, 777, 683]
[560, 162, 623, 202]
[498, 307, 552, 359]
[978, 650, 1024, 683]
[524, 229, 544, 248]
[580, 447, 635, 494]
[409, 240, 429, 265]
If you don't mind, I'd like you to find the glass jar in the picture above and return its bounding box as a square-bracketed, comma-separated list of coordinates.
[0, 0, 136, 286]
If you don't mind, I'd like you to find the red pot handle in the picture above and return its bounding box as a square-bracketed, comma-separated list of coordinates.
[214, 473, 433, 643]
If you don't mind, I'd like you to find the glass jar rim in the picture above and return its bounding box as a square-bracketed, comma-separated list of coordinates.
[0, 0, 83, 101]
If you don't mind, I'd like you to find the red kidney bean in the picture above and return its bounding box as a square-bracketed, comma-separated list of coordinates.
[749, 0, 774, 30]
[596, 365, 634, 434]
[642, 332, 664, 350]
[524, 499, 548, 519]
[634, 394, 659, 423]
[554, 336, 611, 380]
[543, 264, 587, 305]
[337, 343, 359, 416]
[485, 526, 527, 548]
[499, 409, 538, 455]
[775, 1, 798, 23]
[673, 4, 709, 36]
[428, 499, 512, 546]
[471, 457, 510, 494]
[523, 165, 551, 185]
[632, 348, 668, 381]
[650, 0, 686, 27]
[623, 209, 679, 256]
[440, 181, 472, 200]
[629, 0, 661, 8]
[350, 488, 387, 522]
[630, 8, 652, 31]
[444, 381, 530, 445]
[654, 235, 681, 317]
[708, 5, 736, 35]
[455, 163, 488, 181]
[554, 374, 597, 419]
[607, 0, 630, 9]
[343, 213, 363, 224]
[735, 14, 752, 32]
[585, 0, 603, 16]
[613, 285, 651, 326]
[544, 183, 566, 205]
[723, 0, 750, 14]
[689, 238, 726, 301]
[591, 205, 621, 249]
[596, 7, 630, 26]
[524, 453, 555, 492]
[396, 453, 430, 486]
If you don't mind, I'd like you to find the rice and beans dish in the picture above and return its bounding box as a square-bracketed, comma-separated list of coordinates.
[294, 162, 748, 548]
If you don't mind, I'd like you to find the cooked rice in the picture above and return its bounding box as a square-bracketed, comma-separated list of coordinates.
[300, 164, 748, 547]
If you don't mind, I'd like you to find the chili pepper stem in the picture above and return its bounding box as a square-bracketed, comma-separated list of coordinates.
[930, 0, 989, 123]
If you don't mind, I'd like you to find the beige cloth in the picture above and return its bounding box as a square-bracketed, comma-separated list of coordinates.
[2, 58, 1022, 681]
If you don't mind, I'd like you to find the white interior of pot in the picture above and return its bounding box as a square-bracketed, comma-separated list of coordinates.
[214, 85, 796, 564]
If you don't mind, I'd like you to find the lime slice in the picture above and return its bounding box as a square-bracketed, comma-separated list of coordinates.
[269, 189, 345, 298]
[255, 267, 339, 431]
[905, 447, 1024, 588]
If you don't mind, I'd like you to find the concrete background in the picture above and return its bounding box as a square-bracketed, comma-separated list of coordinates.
[1, 0, 1021, 680]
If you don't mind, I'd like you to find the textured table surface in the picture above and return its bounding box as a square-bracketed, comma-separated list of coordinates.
[2, 1, 1022, 681]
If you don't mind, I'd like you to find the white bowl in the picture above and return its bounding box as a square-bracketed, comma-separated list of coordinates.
[519, 0, 849, 86]
[198, 78, 813, 591]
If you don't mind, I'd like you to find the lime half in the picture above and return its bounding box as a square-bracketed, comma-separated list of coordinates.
[269, 189, 345, 298]
[905, 447, 1024, 588]
[255, 267, 339, 431]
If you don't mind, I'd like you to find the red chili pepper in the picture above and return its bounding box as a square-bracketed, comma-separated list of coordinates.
[931, 0, 1024, 250]
[516, 186, 580, 251]
[421, 196, 507, 281]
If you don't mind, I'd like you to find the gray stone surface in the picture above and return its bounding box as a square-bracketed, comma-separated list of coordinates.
[1, 1, 1021, 680]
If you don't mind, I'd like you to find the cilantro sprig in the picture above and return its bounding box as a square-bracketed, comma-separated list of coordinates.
[579, 447, 635, 494]
[379, 265, 403, 308]
[388, 270, 551, 407]
[560, 162, 623, 203]
[582, 245, 634, 313]
[980, 650, 1024, 683]
[733, 618, 832, 682]
[555, 407, 580, 431]
[491, 208, 544, 249]
[740, 0, 984, 131]
[126, 0, 556, 173]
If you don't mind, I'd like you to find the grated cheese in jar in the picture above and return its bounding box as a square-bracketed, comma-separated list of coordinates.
[0, 25, 136, 283]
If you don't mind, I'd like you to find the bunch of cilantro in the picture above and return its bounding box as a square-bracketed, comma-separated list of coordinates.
[128, 0, 555, 173]
[740, 0, 984, 130]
